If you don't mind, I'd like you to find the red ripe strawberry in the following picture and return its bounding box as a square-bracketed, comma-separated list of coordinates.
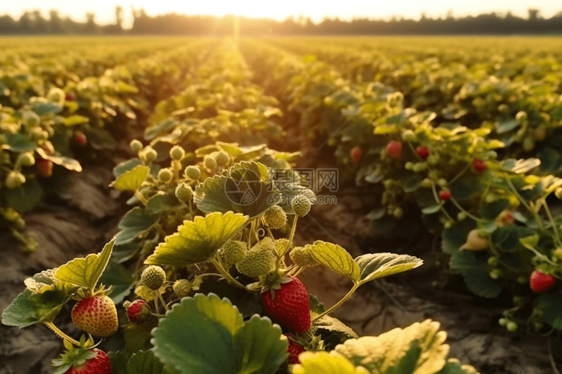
[261, 277, 311, 333]
[71, 296, 118, 337]
[36, 158, 53, 178]
[75, 132, 87, 145]
[284, 334, 305, 364]
[416, 146, 430, 160]
[439, 190, 451, 201]
[350, 146, 363, 163]
[386, 141, 402, 159]
[530, 271, 555, 293]
[126, 300, 151, 323]
[53, 348, 111, 374]
[65, 93, 75, 101]
[473, 159, 487, 173]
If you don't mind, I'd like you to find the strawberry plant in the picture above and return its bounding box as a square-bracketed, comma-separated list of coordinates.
[2, 155, 480, 373]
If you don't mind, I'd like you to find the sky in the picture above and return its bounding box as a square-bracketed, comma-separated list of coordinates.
[2, 0, 561, 28]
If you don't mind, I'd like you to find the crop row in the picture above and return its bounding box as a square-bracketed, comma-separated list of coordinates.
[240, 38, 562, 334]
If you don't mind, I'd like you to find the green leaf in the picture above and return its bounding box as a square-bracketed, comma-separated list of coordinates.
[404, 174, 423, 193]
[146, 212, 248, 266]
[442, 220, 476, 254]
[422, 204, 442, 215]
[194, 161, 275, 218]
[495, 117, 520, 134]
[127, 350, 168, 374]
[520, 234, 539, 249]
[449, 175, 482, 201]
[115, 207, 161, 245]
[4, 179, 43, 213]
[36, 148, 82, 172]
[84, 127, 117, 150]
[32, 102, 62, 116]
[478, 199, 510, 220]
[151, 293, 286, 374]
[63, 115, 89, 126]
[355, 253, 423, 284]
[100, 262, 134, 304]
[537, 292, 562, 330]
[292, 353, 359, 374]
[1, 133, 37, 152]
[334, 320, 450, 374]
[111, 165, 150, 192]
[1, 285, 74, 328]
[437, 359, 479, 374]
[450, 251, 501, 298]
[114, 158, 142, 177]
[55, 240, 114, 290]
[234, 315, 287, 374]
[146, 191, 182, 214]
[305, 241, 360, 282]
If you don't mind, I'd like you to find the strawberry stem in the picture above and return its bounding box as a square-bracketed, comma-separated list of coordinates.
[135, 191, 148, 206]
[210, 258, 248, 290]
[43, 322, 80, 346]
[311, 283, 359, 323]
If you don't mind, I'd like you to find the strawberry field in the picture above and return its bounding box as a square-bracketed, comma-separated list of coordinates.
[1, 36, 562, 374]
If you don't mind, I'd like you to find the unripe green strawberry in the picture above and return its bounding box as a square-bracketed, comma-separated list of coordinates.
[204, 155, 217, 170]
[71, 295, 118, 337]
[16, 152, 35, 166]
[143, 146, 157, 162]
[126, 299, 151, 323]
[222, 240, 247, 266]
[427, 155, 439, 165]
[261, 277, 311, 333]
[421, 178, 433, 188]
[401, 130, 416, 142]
[130, 139, 143, 152]
[498, 318, 508, 326]
[264, 205, 287, 229]
[173, 279, 192, 299]
[522, 137, 535, 152]
[497, 104, 509, 114]
[23, 111, 40, 128]
[5, 171, 25, 189]
[437, 178, 447, 187]
[52, 347, 111, 374]
[141, 265, 166, 290]
[515, 111, 528, 122]
[215, 151, 230, 167]
[170, 145, 185, 160]
[534, 126, 547, 142]
[185, 165, 201, 180]
[30, 127, 48, 141]
[236, 247, 276, 278]
[47, 87, 65, 104]
[291, 195, 311, 217]
[506, 321, 518, 332]
[158, 168, 173, 182]
[393, 207, 404, 219]
[275, 238, 291, 255]
[175, 183, 193, 202]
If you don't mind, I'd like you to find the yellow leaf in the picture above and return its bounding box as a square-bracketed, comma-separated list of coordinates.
[54, 240, 114, 290]
[110, 165, 149, 192]
[306, 241, 360, 282]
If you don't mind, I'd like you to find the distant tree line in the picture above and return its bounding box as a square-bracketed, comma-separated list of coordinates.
[1, 7, 561, 35]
